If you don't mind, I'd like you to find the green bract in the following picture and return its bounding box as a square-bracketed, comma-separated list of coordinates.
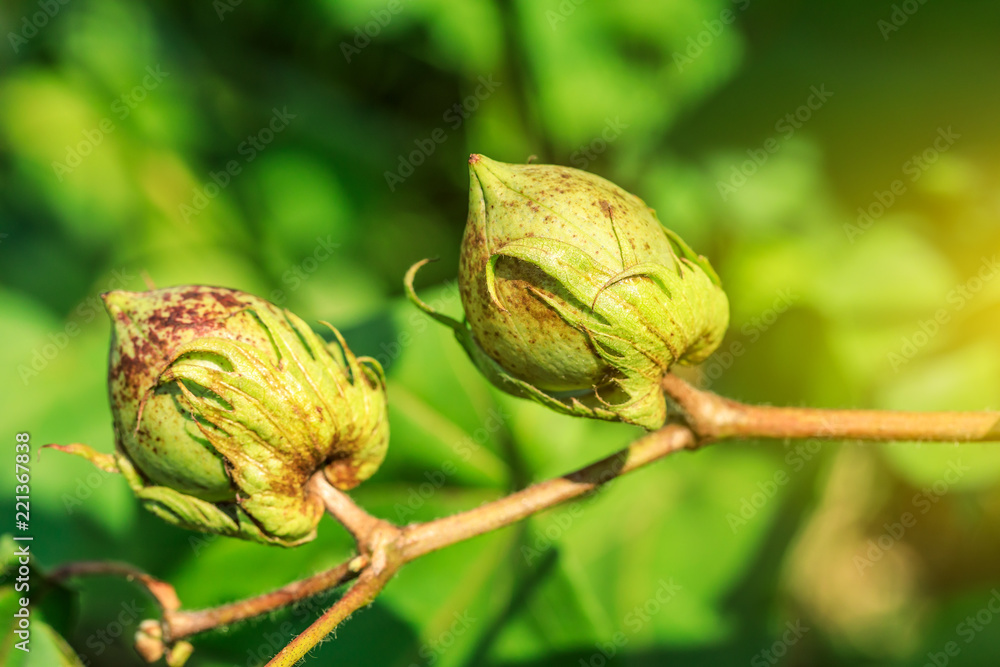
[54, 286, 388, 547]
[407, 154, 729, 430]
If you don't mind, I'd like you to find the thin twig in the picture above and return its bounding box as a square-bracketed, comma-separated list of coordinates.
[662, 373, 1000, 442]
[50, 555, 368, 664]
[164, 557, 368, 642]
[49, 561, 180, 612]
[399, 423, 698, 560]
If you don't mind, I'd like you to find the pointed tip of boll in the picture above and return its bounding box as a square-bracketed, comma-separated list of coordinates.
[101, 290, 132, 317]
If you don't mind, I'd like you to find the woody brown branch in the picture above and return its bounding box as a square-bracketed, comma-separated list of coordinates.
[661, 373, 1000, 442]
[56, 374, 1000, 666]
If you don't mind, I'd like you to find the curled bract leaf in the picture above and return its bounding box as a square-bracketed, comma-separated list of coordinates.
[406, 154, 729, 430]
[53, 286, 388, 547]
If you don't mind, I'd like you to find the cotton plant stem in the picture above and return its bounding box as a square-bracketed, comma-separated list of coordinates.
[49, 557, 367, 656]
[398, 423, 698, 560]
[56, 376, 1000, 666]
[661, 373, 1000, 442]
[49, 475, 383, 649]
[264, 558, 398, 667]
[259, 424, 698, 666]
[49, 561, 180, 612]
[50, 480, 393, 658]
[270, 378, 1000, 663]
[164, 557, 367, 642]
[308, 473, 396, 552]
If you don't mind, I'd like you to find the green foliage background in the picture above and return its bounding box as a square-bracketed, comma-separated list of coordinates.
[3, 0, 1000, 665]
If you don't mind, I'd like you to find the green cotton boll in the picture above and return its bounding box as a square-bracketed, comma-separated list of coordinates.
[406, 155, 729, 430]
[52, 286, 389, 547]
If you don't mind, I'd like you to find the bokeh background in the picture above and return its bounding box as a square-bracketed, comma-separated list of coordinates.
[3, 0, 1000, 665]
